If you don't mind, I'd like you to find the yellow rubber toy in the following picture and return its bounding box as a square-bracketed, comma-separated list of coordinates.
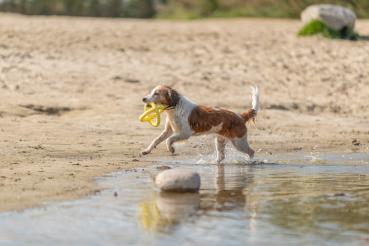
[139, 102, 167, 127]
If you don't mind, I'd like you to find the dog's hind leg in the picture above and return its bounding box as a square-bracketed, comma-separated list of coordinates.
[215, 136, 226, 163]
[230, 135, 254, 160]
[141, 120, 173, 155]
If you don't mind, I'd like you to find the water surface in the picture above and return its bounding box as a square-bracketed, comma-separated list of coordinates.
[1, 152, 369, 246]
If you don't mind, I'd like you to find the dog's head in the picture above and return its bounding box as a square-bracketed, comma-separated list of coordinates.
[142, 85, 180, 107]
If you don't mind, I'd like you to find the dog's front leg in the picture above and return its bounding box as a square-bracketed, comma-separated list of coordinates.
[141, 121, 173, 155]
[166, 132, 190, 154]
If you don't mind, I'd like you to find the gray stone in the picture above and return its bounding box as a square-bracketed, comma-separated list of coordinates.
[155, 169, 200, 192]
[301, 4, 356, 31]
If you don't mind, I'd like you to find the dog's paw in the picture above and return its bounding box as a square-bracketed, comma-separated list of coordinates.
[167, 145, 175, 154]
[248, 149, 255, 160]
[141, 149, 151, 155]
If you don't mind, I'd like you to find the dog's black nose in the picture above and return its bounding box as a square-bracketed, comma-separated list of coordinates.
[142, 97, 147, 103]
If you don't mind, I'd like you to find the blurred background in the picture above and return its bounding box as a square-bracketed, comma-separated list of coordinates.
[0, 0, 368, 19]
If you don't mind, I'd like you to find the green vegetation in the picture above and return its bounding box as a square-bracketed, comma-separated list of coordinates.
[0, 0, 155, 18]
[156, 0, 369, 19]
[0, 0, 369, 19]
[298, 20, 359, 40]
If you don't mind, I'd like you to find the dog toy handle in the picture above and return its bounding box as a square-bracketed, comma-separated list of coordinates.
[139, 102, 166, 127]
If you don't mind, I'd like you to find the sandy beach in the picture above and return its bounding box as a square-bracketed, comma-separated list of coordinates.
[0, 14, 368, 212]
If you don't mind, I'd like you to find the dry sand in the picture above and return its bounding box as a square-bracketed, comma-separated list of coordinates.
[0, 14, 368, 212]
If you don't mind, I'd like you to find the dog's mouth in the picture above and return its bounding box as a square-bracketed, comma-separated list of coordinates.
[165, 105, 175, 110]
[144, 103, 174, 111]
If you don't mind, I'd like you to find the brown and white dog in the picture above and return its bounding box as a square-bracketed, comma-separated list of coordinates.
[141, 85, 259, 163]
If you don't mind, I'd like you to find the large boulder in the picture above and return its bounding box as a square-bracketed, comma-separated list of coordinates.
[301, 4, 356, 31]
[155, 169, 201, 192]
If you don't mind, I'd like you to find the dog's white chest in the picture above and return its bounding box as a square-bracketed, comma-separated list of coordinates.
[166, 111, 180, 132]
[166, 96, 196, 134]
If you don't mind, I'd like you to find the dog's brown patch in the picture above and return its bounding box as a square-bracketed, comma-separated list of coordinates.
[188, 105, 247, 138]
[156, 85, 180, 107]
[240, 109, 256, 123]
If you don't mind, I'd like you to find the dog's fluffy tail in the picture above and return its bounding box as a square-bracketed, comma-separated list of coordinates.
[241, 86, 259, 123]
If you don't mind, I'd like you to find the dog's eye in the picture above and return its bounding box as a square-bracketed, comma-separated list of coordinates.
[153, 92, 158, 96]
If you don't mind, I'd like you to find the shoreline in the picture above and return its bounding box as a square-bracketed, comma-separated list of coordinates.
[2, 141, 367, 213]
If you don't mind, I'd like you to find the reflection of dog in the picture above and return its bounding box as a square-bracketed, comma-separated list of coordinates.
[214, 164, 248, 209]
[141, 85, 259, 163]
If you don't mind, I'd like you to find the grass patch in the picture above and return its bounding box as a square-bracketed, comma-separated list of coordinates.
[298, 20, 359, 40]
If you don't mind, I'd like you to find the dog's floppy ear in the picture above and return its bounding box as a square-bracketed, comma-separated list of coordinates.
[166, 88, 180, 107]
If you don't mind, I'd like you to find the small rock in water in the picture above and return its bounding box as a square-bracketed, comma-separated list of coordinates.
[114, 191, 118, 197]
[155, 169, 200, 192]
[301, 4, 356, 31]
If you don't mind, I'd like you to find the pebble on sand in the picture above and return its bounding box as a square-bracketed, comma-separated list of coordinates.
[155, 169, 201, 192]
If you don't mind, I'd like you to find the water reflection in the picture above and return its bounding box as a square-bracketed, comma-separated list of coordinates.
[139, 164, 254, 232]
[139, 192, 200, 232]
[138, 161, 369, 243]
[201, 164, 252, 211]
[1, 153, 369, 245]
[259, 173, 369, 239]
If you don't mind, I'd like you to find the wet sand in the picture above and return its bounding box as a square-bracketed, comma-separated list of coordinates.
[0, 14, 368, 212]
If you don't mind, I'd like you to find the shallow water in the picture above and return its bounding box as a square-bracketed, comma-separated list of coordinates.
[1, 152, 369, 246]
